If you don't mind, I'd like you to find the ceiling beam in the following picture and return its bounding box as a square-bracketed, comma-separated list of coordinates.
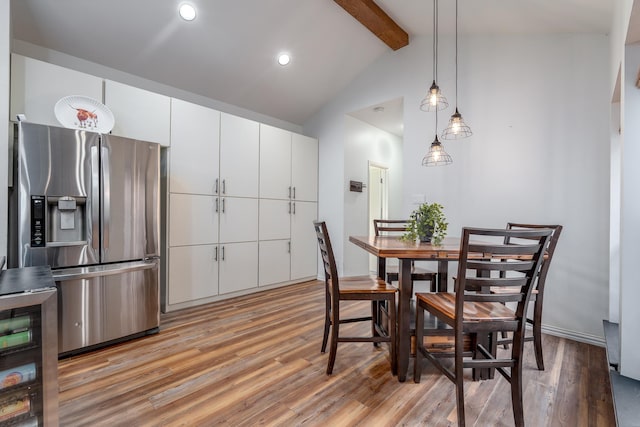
[334, 0, 409, 51]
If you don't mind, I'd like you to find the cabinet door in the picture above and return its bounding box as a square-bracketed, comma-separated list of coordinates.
[219, 242, 258, 294]
[10, 54, 103, 127]
[220, 113, 259, 198]
[259, 199, 291, 240]
[259, 240, 291, 286]
[291, 133, 318, 202]
[168, 245, 218, 304]
[170, 99, 220, 195]
[259, 124, 291, 200]
[219, 197, 258, 243]
[290, 201, 318, 280]
[169, 194, 218, 246]
[104, 80, 171, 146]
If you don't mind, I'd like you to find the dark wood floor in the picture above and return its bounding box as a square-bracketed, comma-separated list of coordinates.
[58, 280, 615, 426]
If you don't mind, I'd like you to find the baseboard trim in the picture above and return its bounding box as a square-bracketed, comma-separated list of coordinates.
[541, 324, 605, 347]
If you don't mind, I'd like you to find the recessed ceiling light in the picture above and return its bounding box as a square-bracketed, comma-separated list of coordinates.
[373, 106, 385, 113]
[179, 4, 196, 21]
[278, 53, 291, 66]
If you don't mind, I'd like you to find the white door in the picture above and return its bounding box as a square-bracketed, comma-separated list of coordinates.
[219, 197, 259, 243]
[259, 199, 291, 241]
[169, 99, 220, 195]
[169, 194, 218, 246]
[368, 164, 388, 272]
[291, 133, 318, 202]
[291, 201, 318, 280]
[168, 245, 218, 304]
[220, 113, 259, 198]
[219, 242, 259, 294]
[258, 240, 291, 286]
[259, 124, 291, 200]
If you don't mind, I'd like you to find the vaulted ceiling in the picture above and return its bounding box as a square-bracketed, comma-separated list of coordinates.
[10, 0, 613, 127]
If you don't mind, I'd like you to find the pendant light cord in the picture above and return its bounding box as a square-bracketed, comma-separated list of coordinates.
[455, 0, 458, 105]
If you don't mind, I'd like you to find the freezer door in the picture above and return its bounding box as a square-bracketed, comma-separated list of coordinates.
[14, 122, 100, 268]
[53, 259, 159, 354]
[101, 135, 160, 263]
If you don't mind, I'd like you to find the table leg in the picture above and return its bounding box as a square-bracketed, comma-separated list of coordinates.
[396, 258, 412, 382]
[437, 260, 448, 292]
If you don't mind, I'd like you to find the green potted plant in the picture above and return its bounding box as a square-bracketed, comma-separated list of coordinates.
[401, 202, 448, 245]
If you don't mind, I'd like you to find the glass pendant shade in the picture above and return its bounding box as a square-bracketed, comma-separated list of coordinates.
[441, 108, 472, 139]
[420, 80, 449, 112]
[422, 135, 453, 166]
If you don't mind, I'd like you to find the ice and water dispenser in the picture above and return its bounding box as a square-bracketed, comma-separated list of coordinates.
[30, 195, 87, 247]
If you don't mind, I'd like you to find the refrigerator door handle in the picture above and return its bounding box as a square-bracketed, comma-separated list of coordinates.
[91, 146, 100, 250]
[51, 259, 158, 281]
[101, 145, 110, 250]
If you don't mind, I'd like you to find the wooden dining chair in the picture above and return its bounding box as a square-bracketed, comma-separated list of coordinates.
[373, 219, 437, 293]
[413, 227, 551, 427]
[313, 221, 398, 375]
[494, 223, 563, 370]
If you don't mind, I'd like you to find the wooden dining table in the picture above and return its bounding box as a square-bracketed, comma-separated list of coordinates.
[349, 235, 465, 382]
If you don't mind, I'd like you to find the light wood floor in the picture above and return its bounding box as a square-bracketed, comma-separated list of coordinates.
[58, 280, 615, 426]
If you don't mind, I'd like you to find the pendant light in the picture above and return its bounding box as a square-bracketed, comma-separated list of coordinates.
[423, 109, 453, 166]
[441, 0, 472, 139]
[420, 0, 448, 112]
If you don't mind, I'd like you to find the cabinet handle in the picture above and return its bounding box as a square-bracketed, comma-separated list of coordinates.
[214, 246, 218, 261]
[222, 246, 225, 261]
[288, 241, 291, 253]
[215, 178, 219, 195]
[222, 198, 226, 213]
[222, 179, 226, 195]
[288, 202, 291, 214]
[293, 187, 296, 199]
[288, 186, 291, 199]
[215, 198, 219, 213]
[292, 202, 296, 215]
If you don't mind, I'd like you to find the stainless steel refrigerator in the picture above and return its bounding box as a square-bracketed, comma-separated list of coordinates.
[9, 122, 160, 356]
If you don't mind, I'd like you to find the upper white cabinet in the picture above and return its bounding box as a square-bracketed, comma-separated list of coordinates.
[104, 80, 171, 146]
[259, 124, 318, 202]
[170, 99, 220, 195]
[10, 54, 103, 127]
[259, 124, 292, 200]
[220, 113, 259, 198]
[291, 133, 319, 202]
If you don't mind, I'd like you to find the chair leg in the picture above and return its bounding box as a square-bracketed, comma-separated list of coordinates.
[430, 276, 437, 293]
[532, 299, 545, 370]
[326, 310, 339, 375]
[321, 287, 331, 353]
[454, 330, 466, 427]
[372, 301, 380, 347]
[389, 296, 397, 376]
[413, 303, 424, 382]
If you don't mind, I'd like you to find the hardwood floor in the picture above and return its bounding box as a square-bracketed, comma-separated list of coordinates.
[58, 280, 615, 426]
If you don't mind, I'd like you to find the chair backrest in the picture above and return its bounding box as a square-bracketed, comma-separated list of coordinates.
[455, 227, 552, 321]
[313, 221, 339, 296]
[504, 223, 562, 293]
[373, 219, 410, 236]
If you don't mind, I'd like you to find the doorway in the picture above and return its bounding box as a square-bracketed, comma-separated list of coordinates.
[368, 162, 388, 272]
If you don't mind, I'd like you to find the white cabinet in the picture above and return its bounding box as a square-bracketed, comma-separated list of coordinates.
[220, 113, 259, 198]
[259, 124, 318, 202]
[169, 194, 218, 246]
[170, 99, 220, 195]
[104, 80, 171, 146]
[219, 242, 259, 294]
[291, 133, 319, 202]
[259, 199, 291, 241]
[259, 240, 291, 286]
[10, 54, 103, 127]
[219, 197, 259, 243]
[291, 201, 318, 280]
[259, 124, 291, 200]
[168, 245, 218, 305]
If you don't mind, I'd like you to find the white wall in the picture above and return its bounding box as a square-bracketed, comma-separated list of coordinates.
[342, 116, 403, 277]
[0, 0, 10, 265]
[620, 43, 640, 380]
[305, 33, 611, 343]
